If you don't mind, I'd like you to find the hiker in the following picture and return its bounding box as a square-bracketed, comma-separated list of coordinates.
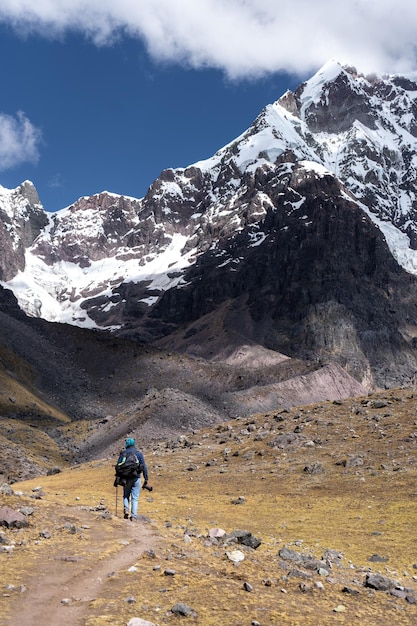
[115, 437, 149, 521]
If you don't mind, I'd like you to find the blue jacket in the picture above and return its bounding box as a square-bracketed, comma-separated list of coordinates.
[117, 447, 149, 482]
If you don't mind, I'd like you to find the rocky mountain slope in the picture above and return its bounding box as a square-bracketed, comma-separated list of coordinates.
[0, 283, 365, 483]
[2, 61, 417, 391]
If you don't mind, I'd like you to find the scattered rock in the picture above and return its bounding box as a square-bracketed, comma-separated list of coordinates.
[46, 466, 61, 476]
[208, 528, 226, 539]
[226, 550, 245, 563]
[323, 549, 343, 565]
[342, 586, 360, 595]
[345, 456, 365, 468]
[303, 463, 324, 475]
[288, 568, 312, 580]
[278, 546, 302, 563]
[231, 496, 246, 505]
[318, 567, 330, 577]
[229, 529, 261, 549]
[243, 582, 253, 592]
[364, 574, 396, 592]
[40, 529, 52, 539]
[19, 507, 35, 517]
[372, 400, 388, 409]
[269, 433, 304, 449]
[5, 584, 26, 593]
[31, 489, 45, 499]
[368, 553, 389, 562]
[127, 619, 158, 626]
[0, 484, 13, 496]
[63, 523, 78, 534]
[171, 603, 196, 617]
[0, 506, 29, 529]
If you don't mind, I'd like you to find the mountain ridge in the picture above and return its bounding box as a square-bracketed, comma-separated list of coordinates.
[2, 60, 417, 391]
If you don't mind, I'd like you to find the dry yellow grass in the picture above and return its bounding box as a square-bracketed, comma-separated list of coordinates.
[1, 388, 417, 625]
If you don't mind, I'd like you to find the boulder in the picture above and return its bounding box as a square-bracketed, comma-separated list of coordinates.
[0, 506, 29, 529]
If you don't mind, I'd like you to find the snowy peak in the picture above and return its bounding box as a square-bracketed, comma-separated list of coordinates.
[0, 180, 42, 220]
[0, 180, 48, 281]
[272, 62, 417, 263]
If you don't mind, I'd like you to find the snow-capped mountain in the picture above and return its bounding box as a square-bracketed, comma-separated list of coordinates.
[3, 60, 417, 387]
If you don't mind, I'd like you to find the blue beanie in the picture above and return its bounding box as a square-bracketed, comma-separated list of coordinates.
[125, 437, 135, 448]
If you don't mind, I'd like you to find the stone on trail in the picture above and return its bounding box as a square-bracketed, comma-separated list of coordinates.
[0, 506, 29, 529]
[127, 619, 158, 626]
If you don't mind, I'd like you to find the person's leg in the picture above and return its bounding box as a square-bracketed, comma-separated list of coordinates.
[130, 477, 141, 519]
[123, 483, 131, 518]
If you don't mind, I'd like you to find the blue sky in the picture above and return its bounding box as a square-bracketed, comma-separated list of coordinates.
[0, 1, 416, 212]
[0, 26, 298, 211]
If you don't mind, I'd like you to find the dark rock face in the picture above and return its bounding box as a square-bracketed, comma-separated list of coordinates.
[298, 70, 377, 133]
[0, 285, 27, 319]
[144, 164, 417, 386]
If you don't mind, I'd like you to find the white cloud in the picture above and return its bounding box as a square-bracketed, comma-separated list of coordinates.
[0, 0, 417, 77]
[0, 111, 42, 171]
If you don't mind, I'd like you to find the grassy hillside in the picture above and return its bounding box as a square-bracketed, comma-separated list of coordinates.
[1, 388, 417, 625]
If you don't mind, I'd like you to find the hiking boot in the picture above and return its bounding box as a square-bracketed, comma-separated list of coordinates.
[130, 516, 137, 522]
[124, 510, 129, 519]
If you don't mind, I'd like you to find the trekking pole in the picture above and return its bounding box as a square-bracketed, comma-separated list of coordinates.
[115, 484, 118, 517]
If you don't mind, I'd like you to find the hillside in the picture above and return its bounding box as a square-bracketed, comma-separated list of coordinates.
[1, 387, 417, 625]
[0, 283, 368, 483]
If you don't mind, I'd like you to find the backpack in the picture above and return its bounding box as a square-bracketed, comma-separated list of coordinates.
[115, 449, 143, 485]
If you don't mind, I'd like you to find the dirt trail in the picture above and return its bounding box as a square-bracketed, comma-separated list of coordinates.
[6, 507, 157, 626]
